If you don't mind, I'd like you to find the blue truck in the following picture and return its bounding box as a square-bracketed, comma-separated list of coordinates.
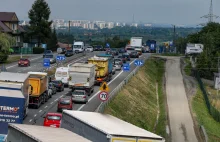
[146, 40, 157, 53]
[0, 91, 25, 135]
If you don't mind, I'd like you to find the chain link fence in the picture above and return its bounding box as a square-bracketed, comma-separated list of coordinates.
[96, 58, 147, 113]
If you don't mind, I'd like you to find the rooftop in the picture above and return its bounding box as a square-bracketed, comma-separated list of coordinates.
[8, 124, 92, 142]
[63, 110, 163, 140]
[0, 12, 18, 21]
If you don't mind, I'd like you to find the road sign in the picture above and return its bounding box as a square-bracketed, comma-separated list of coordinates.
[56, 55, 66, 61]
[134, 60, 144, 66]
[98, 91, 109, 102]
[100, 82, 109, 92]
[106, 43, 110, 48]
[123, 63, 130, 72]
[43, 59, 50, 68]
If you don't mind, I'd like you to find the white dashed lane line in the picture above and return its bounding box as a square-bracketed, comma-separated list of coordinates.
[44, 106, 48, 109]
[34, 114, 37, 117]
[39, 110, 42, 113]
[50, 102, 53, 105]
[29, 119, 32, 122]
[55, 99, 58, 102]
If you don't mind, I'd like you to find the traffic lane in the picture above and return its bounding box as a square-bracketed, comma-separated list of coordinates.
[23, 52, 99, 125]
[7, 53, 87, 73]
[78, 53, 150, 112]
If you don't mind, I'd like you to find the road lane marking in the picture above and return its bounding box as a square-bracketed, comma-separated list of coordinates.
[50, 102, 53, 104]
[39, 110, 42, 113]
[77, 59, 137, 111]
[29, 119, 32, 122]
[55, 99, 58, 101]
[34, 114, 37, 117]
[44, 106, 48, 108]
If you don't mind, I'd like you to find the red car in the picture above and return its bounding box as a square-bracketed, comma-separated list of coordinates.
[57, 97, 73, 112]
[18, 58, 30, 67]
[43, 113, 62, 128]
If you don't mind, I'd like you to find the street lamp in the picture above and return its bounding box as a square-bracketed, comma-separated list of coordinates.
[171, 24, 176, 53]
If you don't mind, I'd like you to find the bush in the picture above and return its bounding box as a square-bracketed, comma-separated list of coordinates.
[33, 47, 44, 54]
[0, 52, 8, 63]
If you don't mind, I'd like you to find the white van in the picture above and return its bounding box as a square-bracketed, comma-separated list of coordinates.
[73, 41, 84, 53]
[55, 67, 69, 85]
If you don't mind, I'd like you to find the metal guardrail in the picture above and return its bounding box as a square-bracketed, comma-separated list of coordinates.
[96, 58, 147, 113]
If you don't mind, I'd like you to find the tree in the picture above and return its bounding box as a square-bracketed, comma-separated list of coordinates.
[28, 0, 52, 47]
[0, 32, 15, 62]
[47, 28, 58, 51]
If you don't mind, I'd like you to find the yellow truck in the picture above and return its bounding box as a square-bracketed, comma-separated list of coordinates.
[88, 56, 111, 85]
[28, 72, 49, 109]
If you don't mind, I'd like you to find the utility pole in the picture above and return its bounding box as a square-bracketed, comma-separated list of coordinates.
[173, 25, 176, 53]
[201, 0, 219, 24]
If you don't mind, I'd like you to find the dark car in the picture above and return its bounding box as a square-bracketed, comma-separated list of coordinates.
[118, 55, 126, 63]
[119, 48, 126, 53]
[43, 50, 53, 58]
[65, 50, 74, 57]
[57, 97, 73, 112]
[122, 53, 131, 61]
[51, 80, 64, 92]
[94, 45, 104, 51]
[130, 51, 139, 58]
[111, 49, 119, 56]
[49, 82, 57, 95]
[18, 58, 30, 67]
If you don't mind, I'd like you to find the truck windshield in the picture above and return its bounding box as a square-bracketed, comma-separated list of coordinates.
[56, 71, 62, 77]
[47, 115, 61, 120]
[73, 91, 85, 95]
[73, 45, 81, 48]
[62, 72, 68, 77]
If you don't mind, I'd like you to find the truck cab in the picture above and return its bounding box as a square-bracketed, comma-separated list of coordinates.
[73, 41, 84, 53]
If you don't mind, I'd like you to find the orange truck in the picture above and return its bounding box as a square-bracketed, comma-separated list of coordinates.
[28, 72, 49, 109]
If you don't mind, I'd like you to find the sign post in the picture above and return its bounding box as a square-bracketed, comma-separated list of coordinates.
[56, 55, 66, 67]
[99, 82, 109, 92]
[123, 63, 130, 72]
[134, 60, 143, 66]
[98, 91, 109, 102]
[43, 59, 50, 69]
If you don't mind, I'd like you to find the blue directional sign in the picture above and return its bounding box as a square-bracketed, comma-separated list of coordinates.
[56, 55, 66, 61]
[123, 63, 130, 72]
[106, 43, 110, 48]
[134, 60, 144, 66]
[43, 59, 50, 68]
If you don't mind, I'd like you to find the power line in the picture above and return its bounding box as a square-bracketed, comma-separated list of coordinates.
[201, 0, 219, 24]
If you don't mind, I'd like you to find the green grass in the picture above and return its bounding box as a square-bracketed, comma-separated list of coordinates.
[6, 56, 29, 64]
[184, 58, 192, 76]
[205, 85, 220, 111]
[104, 58, 167, 138]
[192, 87, 220, 142]
[154, 53, 184, 56]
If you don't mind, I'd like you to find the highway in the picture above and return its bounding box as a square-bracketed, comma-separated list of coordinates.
[21, 53, 150, 126]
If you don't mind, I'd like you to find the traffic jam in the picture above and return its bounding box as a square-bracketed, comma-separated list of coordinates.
[0, 38, 165, 142]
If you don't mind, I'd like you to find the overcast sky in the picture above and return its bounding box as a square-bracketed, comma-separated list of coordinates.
[1, 0, 220, 25]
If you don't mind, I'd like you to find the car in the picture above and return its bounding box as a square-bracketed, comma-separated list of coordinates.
[114, 63, 121, 71]
[118, 55, 126, 63]
[57, 97, 73, 112]
[130, 51, 139, 58]
[86, 46, 93, 52]
[72, 90, 88, 103]
[44, 54, 56, 64]
[57, 47, 66, 54]
[43, 50, 53, 58]
[119, 48, 126, 53]
[51, 80, 64, 92]
[94, 45, 104, 51]
[49, 82, 57, 95]
[18, 58, 30, 67]
[112, 66, 116, 75]
[43, 113, 62, 128]
[65, 49, 74, 57]
[111, 49, 119, 56]
[114, 58, 123, 66]
[122, 53, 131, 61]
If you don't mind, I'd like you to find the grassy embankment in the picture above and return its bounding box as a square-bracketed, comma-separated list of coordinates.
[192, 88, 220, 142]
[3, 56, 29, 64]
[104, 58, 167, 138]
[184, 57, 192, 76]
[206, 85, 220, 111]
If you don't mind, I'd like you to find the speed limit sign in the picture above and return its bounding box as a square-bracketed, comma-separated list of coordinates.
[98, 91, 109, 102]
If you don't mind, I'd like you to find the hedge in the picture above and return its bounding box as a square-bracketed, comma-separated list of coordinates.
[33, 47, 44, 54]
[0, 52, 8, 63]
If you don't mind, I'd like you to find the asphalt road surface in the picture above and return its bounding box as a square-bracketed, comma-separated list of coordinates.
[22, 53, 151, 126]
[166, 57, 198, 142]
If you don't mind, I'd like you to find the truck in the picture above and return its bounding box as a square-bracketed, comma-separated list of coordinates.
[130, 37, 143, 47]
[0, 72, 30, 122]
[146, 40, 157, 53]
[6, 123, 92, 142]
[68, 63, 96, 95]
[88, 54, 113, 85]
[61, 110, 165, 142]
[73, 41, 85, 53]
[28, 72, 49, 109]
[185, 43, 204, 55]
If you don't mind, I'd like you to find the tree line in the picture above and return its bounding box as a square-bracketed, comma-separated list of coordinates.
[175, 22, 220, 79]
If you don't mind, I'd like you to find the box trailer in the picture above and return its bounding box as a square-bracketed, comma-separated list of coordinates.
[6, 123, 92, 142]
[0, 72, 30, 119]
[130, 37, 143, 47]
[61, 111, 165, 142]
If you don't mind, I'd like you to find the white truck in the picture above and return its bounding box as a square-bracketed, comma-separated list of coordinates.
[130, 37, 143, 47]
[73, 41, 85, 53]
[61, 110, 165, 142]
[0, 72, 30, 119]
[55, 67, 69, 86]
[185, 43, 204, 55]
[68, 63, 95, 95]
[6, 123, 92, 142]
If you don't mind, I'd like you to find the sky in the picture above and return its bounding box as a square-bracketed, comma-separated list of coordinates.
[0, 0, 220, 25]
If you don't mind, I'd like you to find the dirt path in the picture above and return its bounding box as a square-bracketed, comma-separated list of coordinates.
[165, 57, 198, 142]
